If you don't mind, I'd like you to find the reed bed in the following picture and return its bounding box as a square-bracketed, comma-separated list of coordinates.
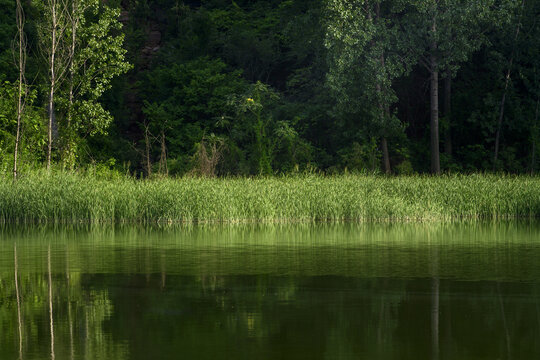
[0, 170, 539, 223]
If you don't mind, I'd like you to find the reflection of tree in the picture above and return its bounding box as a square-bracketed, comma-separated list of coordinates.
[498, 282, 511, 360]
[48, 245, 55, 360]
[14, 245, 23, 360]
[1, 247, 128, 360]
[1, 223, 540, 359]
[431, 246, 440, 360]
[1, 268, 540, 360]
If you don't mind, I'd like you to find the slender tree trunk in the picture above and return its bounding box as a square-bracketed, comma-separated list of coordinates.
[66, 40, 75, 167]
[47, 2, 58, 171]
[531, 98, 539, 175]
[493, 0, 525, 170]
[44, 0, 69, 171]
[373, 2, 391, 174]
[493, 81, 509, 170]
[533, 141, 536, 175]
[444, 71, 452, 156]
[144, 123, 152, 176]
[430, 60, 440, 173]
[429, 2, 440, 174]
[375, 78, 391, 174]
[381, 137, 391, 174]
[159, 130, 167, 175]
[14, 244, 23, 360]
[14, 0, 26, 180]
[65, 0, 78, 168]
[48, 87, 55, 170]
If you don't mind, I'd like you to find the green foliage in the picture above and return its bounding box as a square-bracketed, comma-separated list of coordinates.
[141, 57, 247, 166]
[0, 0, 538, 174]
[223, 81, 314, 174]
[0, 81, 45, 164]
[57, 0, 132, 166]
[208, 0, 286, 82]
[396, 0, 514, 70]
[0, 0, 16, 80]
[226, 81, 279, 174]
[338, 139, 381, 173]
[325, 0, 405, 171]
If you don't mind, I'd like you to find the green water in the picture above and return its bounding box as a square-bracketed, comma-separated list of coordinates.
[1, 222, 540, 359]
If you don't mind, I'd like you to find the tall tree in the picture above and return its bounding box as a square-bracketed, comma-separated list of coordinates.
[37, 0, 69, 170]
[325, 0, 404, 173]
[34, 0, 131, 168]
[58, 0, 131, 167]
[398, 0, 520, 173]
[493, 0, 525, 170]
[13, 0, 27, 179]
[63, 0, 88, 166]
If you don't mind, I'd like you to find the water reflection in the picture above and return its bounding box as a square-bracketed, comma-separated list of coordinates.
[1, 222, 540, 359]
[14, 244, 22, 360]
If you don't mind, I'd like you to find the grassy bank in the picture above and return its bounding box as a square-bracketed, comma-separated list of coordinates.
[0, 170, 539, 223]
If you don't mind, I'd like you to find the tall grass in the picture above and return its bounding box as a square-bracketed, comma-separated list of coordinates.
[0, 169, 539, 223]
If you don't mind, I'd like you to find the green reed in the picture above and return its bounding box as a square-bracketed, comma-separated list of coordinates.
[1, 170, 539, 223]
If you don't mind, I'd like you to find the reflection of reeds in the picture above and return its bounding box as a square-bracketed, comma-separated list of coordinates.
[1, 171, 539, 224]
[2, 221, 540, 281]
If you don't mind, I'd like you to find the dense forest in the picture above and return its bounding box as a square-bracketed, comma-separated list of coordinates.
[1, 0, 539, 176]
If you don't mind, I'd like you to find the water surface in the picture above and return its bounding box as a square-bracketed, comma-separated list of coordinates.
[1, 222, 540, 359]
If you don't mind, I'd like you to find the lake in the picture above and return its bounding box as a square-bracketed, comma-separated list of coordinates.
[1, 222, 540, 359]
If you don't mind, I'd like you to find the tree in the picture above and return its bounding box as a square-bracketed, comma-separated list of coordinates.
[227, 81, 280, 175]
[398, 0, 520, 173]
[58, 0, 131, 167]
[36, 0, 130, 169]
[518, 0, 540, 174]
[37, 0, 70, 170]
[13, 0, 27, 179]
[141, 57, 246, 175]
[0, 81, 43, 166]
[493, 0, 525, 170]
[325, 0, 404, 173]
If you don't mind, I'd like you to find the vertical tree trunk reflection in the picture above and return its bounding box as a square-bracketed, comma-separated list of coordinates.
[14, 245, 23, 360]
[497, 282, 511, 359]
[161, 250, 166, 289]
[431, 246, 440, 360]
[66, 245, 74, 360]
[431, 277, 440, 360]
[48, 245, 55, 360]
[377, 279, 388, 348]
[68, 302, 74, 360]
[536, 285, 540, 339]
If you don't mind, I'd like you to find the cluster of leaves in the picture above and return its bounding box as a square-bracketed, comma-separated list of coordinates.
[0, 81, 45, 166]
[0, 0, 130, 170]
